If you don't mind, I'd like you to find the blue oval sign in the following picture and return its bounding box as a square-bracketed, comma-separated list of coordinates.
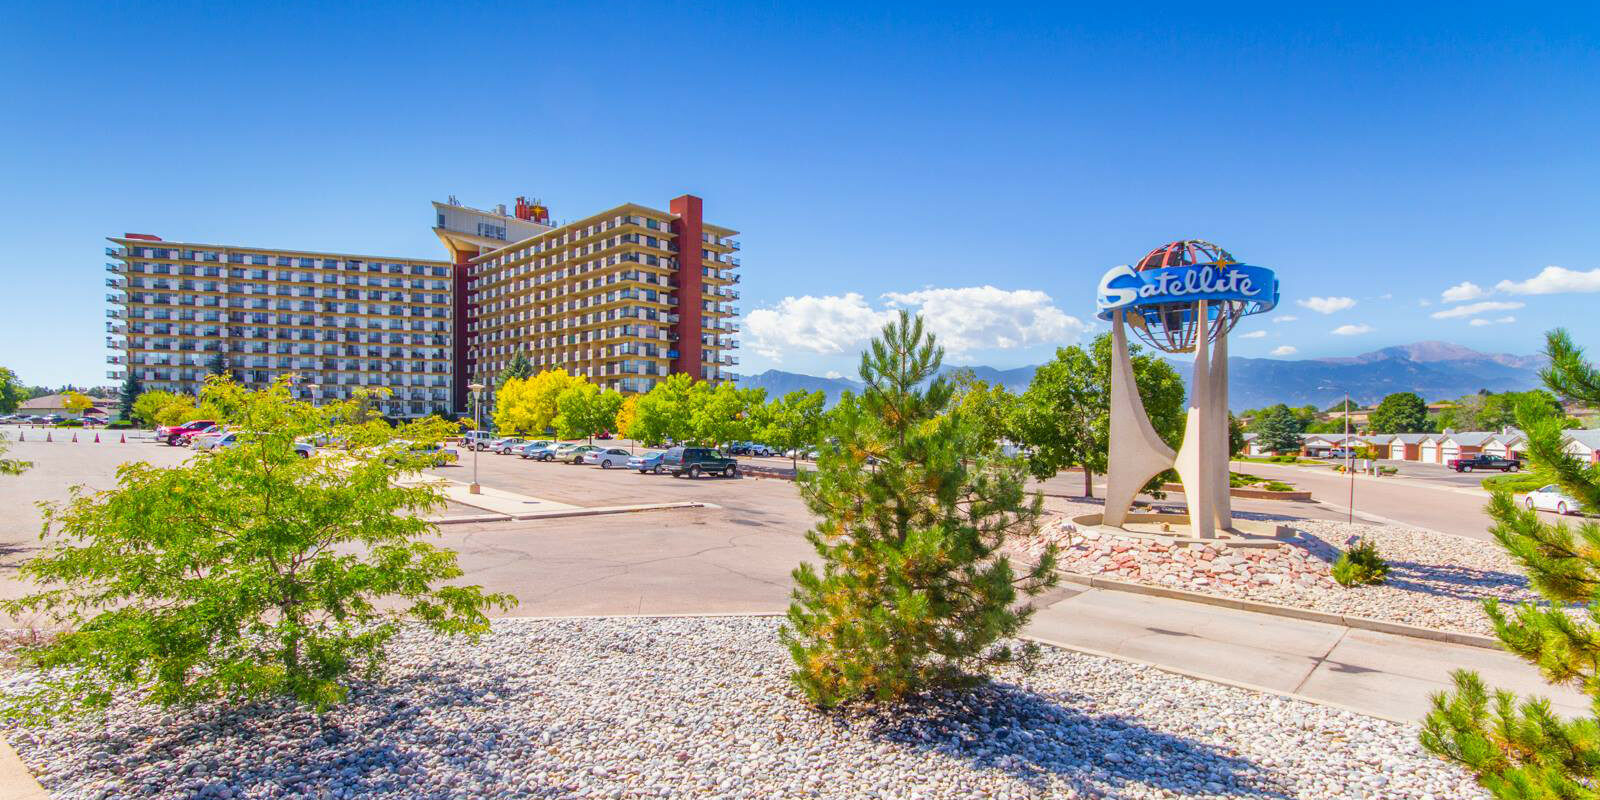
[1096, 262, 1279, 321]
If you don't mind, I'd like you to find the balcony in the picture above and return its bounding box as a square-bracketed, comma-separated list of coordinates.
[106, 309, 123, 319]
[105, 262, 123, 273]
[106, 277, 124, 288]
[105, 247, 123, 258]
[106, 370, 126, 380]
[726, 240, 740, 251]
[105, 292, 122, 302]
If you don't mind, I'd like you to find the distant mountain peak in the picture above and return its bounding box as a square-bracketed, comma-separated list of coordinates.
[1317, 341, 1543, 369]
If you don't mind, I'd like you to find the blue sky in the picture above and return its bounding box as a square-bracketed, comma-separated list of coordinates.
[2, 1, 1597, 386]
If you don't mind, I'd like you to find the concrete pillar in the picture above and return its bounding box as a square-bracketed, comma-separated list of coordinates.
[1172, 300, 1219, 539]
[1103, 310, 1177, 526]
[1209, 327, 1233, 530]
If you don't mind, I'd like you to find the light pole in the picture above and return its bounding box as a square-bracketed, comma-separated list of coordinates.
[468, 382, 485, 495]
[306, 382, 319, 406]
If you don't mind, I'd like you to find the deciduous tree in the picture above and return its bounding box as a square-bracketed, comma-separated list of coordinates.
[780, 311, 1059, 707]
[494, 369, 576, 435]
[758, 390, 827, 468]
[0, 376, 512, 721]
[630, 373, 699, 445]
[1010, 333, 1184, 497]
[1368, 391, 1430, 433]
[0, 367, 23, 415]
[62, 390, 94, 416]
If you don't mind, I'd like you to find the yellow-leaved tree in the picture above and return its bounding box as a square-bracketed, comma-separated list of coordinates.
[615, 395, 640, 440]
[494, 369, 578, 436]
[62, 391, 95, 416]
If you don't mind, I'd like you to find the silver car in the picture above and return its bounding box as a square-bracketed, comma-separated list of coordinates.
[582, 447, 632, 469]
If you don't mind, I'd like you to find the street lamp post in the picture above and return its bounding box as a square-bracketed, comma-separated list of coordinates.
[468, 382, 485, 495]
[306, 383, 319, 406]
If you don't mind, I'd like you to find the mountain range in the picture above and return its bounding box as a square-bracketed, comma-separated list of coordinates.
[741, 341, 1548, 410]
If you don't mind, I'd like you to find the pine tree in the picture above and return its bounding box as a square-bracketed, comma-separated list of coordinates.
[118, 372, 143, 422]
[1421, 328, 1600, 797]
[1250, 404, 1306, 454]
[495, 351, 535, 392]
[779, 311, 1059, 707]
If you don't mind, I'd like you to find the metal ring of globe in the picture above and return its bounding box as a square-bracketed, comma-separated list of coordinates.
[1094, 239, 1279, 354]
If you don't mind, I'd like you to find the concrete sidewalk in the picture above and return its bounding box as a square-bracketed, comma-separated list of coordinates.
[1026, 587, 1588, 723]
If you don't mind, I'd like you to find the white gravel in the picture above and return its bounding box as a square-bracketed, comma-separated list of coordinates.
[1020, 502, 1542, 637]
[5, 616, 1482, 800]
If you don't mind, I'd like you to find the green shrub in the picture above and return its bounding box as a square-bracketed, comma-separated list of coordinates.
[1331, 539, 1391, 587]
[1, 376, 514, 721]
[1378, 466, 1398, 475]
[1269, 454, 1299, 463]
[1479, 473, 1544, 494]
[53, 419, 84, 428]
[105, 420, 134, 430]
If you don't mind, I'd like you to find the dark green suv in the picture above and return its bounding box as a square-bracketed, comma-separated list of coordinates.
[661, 446, 739, 478]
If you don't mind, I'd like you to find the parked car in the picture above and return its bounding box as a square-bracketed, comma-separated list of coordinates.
[462, 431, 496, 451]
[563, 444, 602, 464]
[191, 428, 234, 451]
[660, 446, 739, 478]
[385, 440, 459, 466]
[156, 419, 217, 446]
[520, 441, 558, 460]
[1449, 454, 1522, 473]
[1326, 448, 1354, 459]
[1525, 484, 1582, 515]
[490, 437, 528, 454]
[583, 447, 632, 468]
[203, 432, 316, 458]
[628, 451, 665, 474]
[180, 424, 226, 445]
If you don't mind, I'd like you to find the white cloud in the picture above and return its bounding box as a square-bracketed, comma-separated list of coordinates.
[1376, 293, 1393, 300]
[1331, 324, 1374, 336]
[1270, 345, 1298, 356]
[1496, 266, 1600, 295]
[745, 293, 895, 360]
[1296, 296, 1357, 314]
[1441, 281, 1488, 303]
[1429, 300, 1525, 320]
[1273, 315, 1298, 323]
[1418, 298, 1432, 307]
[1238, 330, 1266, 339]
[1469, 316, 1516, 327]
[824, 370, 843, 379]
[881, 286, 1087, 358]
[746, 285, 1087, 362]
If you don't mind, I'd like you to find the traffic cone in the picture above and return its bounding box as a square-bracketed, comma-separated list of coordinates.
[94, 432, 100, 443]
[45, 431, 51, 442]
[17, 431, 23, 441]
[71, 432, 78, 443]
[119, 433, 126, 443]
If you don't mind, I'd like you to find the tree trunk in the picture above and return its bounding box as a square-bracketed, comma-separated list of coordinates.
[1083, 468, 1094, 499]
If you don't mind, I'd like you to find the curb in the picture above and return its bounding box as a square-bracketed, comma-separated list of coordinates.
[510, 501, 712, 521]
[1161, 483, 1314, 502]
[1053, 571, 1501, 650]
[429, 502, 715, 525]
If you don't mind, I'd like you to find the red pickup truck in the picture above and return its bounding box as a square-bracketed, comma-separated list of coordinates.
[156, 419, 216, 446]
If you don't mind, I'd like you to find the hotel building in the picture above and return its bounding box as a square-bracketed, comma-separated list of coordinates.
[438, 194, 740, 408]
[105, 193, 740, 416]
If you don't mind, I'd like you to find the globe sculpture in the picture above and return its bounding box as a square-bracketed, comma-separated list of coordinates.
[1093, 240, 1280, 539]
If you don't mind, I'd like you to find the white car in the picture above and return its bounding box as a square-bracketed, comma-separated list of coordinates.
[490, 437, 528, 454]
[204, 432, 316, 458]
[1526, 484, 1582, 515]
[582, 447, 632, 469]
